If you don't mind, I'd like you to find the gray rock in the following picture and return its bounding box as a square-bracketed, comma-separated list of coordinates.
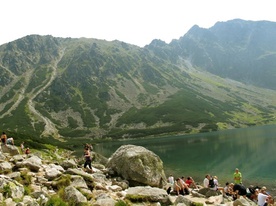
[0, 161, 13, 173]
[64, 185, 87, 204]
[1, 145, 19, 156]
[10, 154, 24, 162]
[94, 197, 116, 206]
[126, 186, 172, 205]
[44, 164, 64, 180]
[4, 198, 16, 206]
[61, 158, 77, 169]
[71, 175, 88, 189]
[19, 155, 42, 172]
[174, 195, 190, 206]
[0, 151, 5, 159]
[106, 145, 167, 188]
[0, 176, 24, 199]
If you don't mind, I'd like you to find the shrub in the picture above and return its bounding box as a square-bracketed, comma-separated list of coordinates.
[115, 200, 131, 206]
[45, 195, 67, 206]
[56, 174, 71, 190]
[2, 184, 12, 198]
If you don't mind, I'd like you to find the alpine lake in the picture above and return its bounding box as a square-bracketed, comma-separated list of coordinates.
[91, 124, 276, 196]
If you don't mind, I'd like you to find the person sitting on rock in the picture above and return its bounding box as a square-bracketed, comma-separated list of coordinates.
[25, 147, 30, 155]
[180, 177, 190, 195]
[167, 174, 174, 194]
[213, 176, 225, 194]
[233, 183, 247, 200]
[224, 182, 234, 196]
[203, 174, 210, 188]
[185, 176, 198, 189]
[6, 137, 14, 145]
[258, 186, 273, 206]
[174, 178, 183, 195]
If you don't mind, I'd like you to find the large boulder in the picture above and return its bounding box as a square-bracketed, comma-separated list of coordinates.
[106, 144, 167, 188]
[1, 145, 19, 156]
[17, 155, 42, 172]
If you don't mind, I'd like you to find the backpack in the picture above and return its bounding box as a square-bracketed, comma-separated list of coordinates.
[209, 178, 215, 188]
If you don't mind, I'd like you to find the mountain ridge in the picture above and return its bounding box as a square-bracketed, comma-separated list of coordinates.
[0, 19, 276, 140]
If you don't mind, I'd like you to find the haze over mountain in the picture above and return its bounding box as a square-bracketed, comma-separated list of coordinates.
[0, 19, 276, 140]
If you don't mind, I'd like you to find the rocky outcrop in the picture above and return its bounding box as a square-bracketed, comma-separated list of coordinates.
[0, 144, 234, 205]
[106, 144, 167, 188]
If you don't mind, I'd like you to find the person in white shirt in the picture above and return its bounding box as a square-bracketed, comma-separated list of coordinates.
[168, 174, 174, 186]
[213, 176, 225, 194]
[258, 186, 272, 206]
[203, 174, 210, 188]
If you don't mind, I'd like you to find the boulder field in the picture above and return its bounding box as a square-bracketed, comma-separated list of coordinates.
[0, 144, 241, 205]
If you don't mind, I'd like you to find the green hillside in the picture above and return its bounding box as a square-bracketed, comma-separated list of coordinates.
[1, 20, 276, 142]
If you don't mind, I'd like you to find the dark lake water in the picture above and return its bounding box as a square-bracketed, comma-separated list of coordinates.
[92, 124, 276, 195]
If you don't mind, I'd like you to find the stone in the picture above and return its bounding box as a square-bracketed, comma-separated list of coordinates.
[106, 144, 167, 188]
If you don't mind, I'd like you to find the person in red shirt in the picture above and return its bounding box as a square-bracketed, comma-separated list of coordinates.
[185, 176, 198, 189]
[25, 147, 30, 154]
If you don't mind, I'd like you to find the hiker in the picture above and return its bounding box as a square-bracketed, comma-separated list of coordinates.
[1, 132, 7, 145]
[83, 147, 93, 173]
[84, 143, 93, 151]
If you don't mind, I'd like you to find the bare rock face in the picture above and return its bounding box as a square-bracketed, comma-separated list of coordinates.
[106, 144, 167, 188]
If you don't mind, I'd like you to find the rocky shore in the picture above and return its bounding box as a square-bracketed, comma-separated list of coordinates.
[0, 143, 258, 206]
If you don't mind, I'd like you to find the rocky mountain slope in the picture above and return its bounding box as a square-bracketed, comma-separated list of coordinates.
[0, 19, 276, 140]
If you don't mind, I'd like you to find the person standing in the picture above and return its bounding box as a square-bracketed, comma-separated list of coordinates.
[20, 142, 25, 152]
[234, 168, 242, 184]
[83, 148, 93, 173]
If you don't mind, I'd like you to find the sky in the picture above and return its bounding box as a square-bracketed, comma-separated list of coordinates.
[1, 0, 276, 47]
